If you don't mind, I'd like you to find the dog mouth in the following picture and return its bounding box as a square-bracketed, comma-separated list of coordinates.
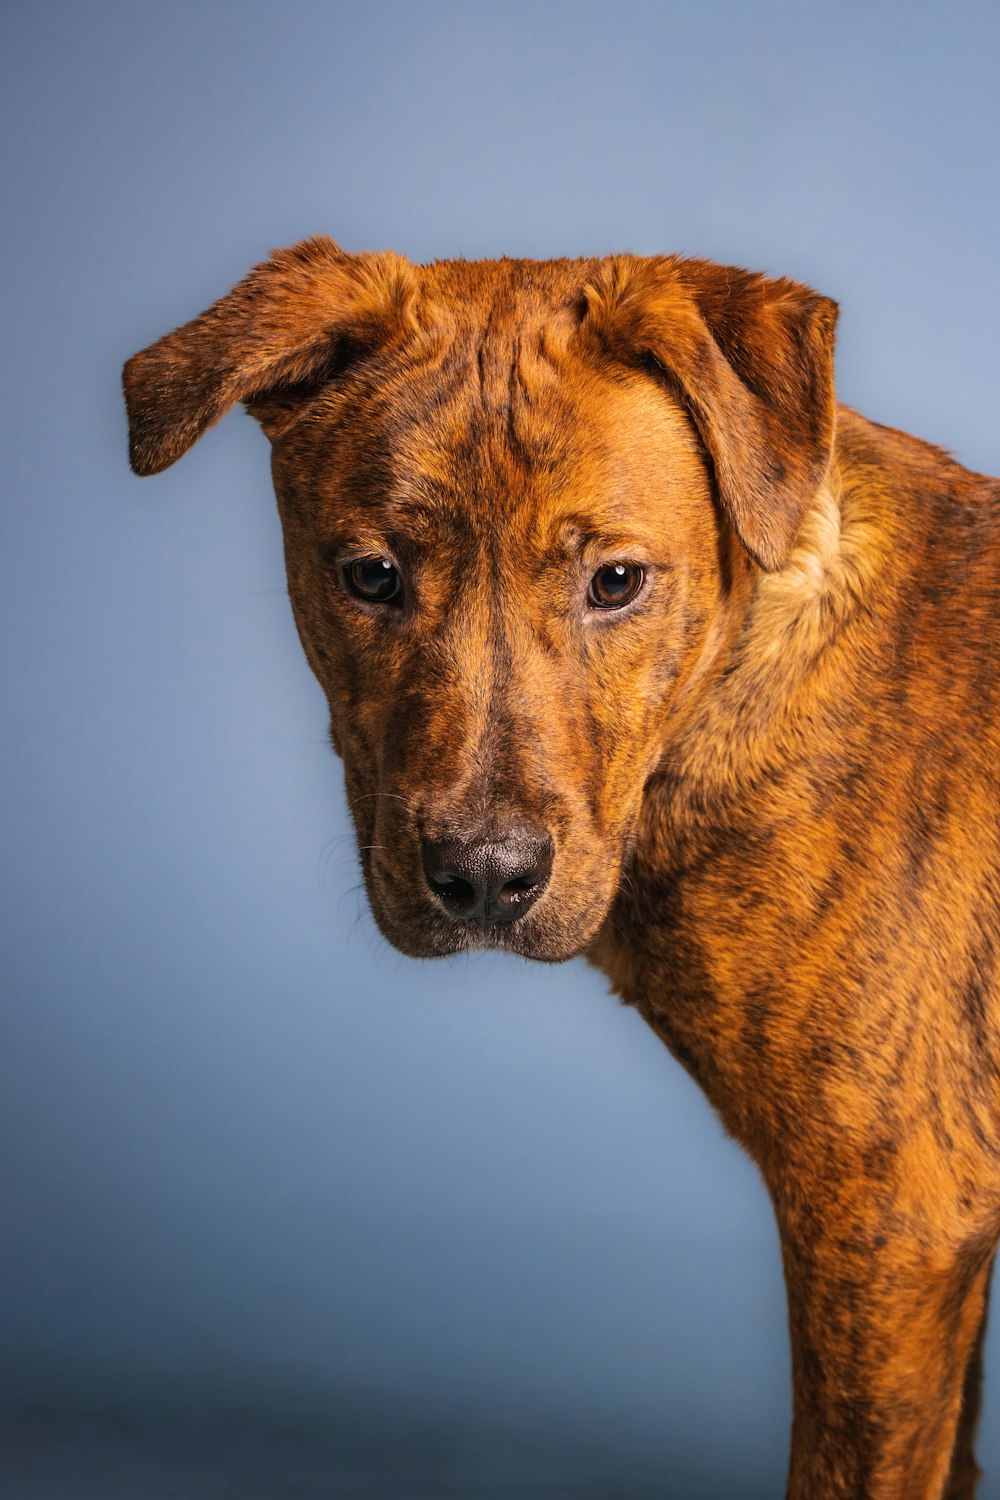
[375, 899, 594, 964]
[358, 841, 614, 965]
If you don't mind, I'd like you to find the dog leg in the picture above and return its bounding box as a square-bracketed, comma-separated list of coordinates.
[777, 1200, 994, 1500]
[942, 1252, 994, 1500]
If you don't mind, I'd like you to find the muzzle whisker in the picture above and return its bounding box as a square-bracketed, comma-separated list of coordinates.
[318, 832, 360, 888]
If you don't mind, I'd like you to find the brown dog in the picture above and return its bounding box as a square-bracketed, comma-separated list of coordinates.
[124, 239, 1000, 1499]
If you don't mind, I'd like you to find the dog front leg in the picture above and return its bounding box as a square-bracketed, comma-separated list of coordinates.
[942, 1251, 994, 1500]
[775, 1198, 994, 1500]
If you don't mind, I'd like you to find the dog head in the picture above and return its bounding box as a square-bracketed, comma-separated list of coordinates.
[124, 239, 836, 961]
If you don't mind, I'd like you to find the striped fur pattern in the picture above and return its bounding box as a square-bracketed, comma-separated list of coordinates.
[125, 239, 1000, 1498]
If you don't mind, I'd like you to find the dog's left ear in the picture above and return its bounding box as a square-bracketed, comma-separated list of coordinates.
[585, 257, 838, 572]
[123, 237, 417, 476]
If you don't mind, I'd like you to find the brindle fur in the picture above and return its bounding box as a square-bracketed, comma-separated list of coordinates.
[124, 238, 1000, 1499]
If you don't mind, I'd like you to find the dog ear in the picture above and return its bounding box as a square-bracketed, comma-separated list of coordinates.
[123, 237, 417, 476]
[585, 257, 838, 572]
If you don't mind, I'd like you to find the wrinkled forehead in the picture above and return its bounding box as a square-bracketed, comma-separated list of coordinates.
[277, 268, 705, 554]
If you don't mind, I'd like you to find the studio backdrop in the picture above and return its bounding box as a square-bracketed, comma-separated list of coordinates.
[3, 2, 999, 1496]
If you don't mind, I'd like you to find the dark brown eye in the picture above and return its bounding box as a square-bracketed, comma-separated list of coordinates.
[345, 555, 402, 604]
[587, 562, 645, 610]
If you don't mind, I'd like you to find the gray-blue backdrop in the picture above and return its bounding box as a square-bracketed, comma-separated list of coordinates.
[3, 3, 999, 1496]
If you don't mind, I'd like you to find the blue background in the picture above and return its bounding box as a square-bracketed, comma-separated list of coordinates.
[3, 3, 999, 1495]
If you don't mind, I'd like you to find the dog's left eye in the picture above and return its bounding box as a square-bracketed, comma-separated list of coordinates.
[588, 562, 645, 610]
[344, 555, 402, 604]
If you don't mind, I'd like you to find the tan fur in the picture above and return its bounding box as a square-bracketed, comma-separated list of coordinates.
[124, 240, 1000, 1498]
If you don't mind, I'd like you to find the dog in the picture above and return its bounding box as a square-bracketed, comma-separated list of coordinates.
[124, 238, 1000, 1499]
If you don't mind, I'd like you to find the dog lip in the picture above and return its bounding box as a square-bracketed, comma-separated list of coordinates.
[423, 916, 580, 963]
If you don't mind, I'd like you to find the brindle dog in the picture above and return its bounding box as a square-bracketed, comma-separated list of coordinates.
[124, 239, 1000, 1500]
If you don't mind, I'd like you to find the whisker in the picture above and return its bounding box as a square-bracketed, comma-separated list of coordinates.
[353, 790, 421, 812]
[318, 832, 357, 887]
[339, 880, 366, 921]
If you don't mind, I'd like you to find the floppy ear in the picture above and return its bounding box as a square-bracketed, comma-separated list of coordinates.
[123, 237, 417, 476]
[585, 257, 838, 572]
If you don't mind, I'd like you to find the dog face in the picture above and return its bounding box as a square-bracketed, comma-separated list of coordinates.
[271, 315, 727, 962]
[124, 241, 837, 961]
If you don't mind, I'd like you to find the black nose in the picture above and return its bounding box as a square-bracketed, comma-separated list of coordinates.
[422, 828, 553, 927]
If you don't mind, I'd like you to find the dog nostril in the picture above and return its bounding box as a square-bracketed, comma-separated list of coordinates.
[495, 865, 549, 916]
[427, 871, 477, 915]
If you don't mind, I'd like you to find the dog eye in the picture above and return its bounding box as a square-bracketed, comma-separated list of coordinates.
[587, 562, 645, 610]
[344, 555, 402, 604]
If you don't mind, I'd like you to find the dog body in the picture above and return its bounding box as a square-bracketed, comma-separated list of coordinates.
[125, 241, 1000, 1499]
[597, 409, 1000, 1499]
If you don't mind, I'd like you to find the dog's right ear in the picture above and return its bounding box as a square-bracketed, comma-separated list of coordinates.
[123, 237, 417, 476]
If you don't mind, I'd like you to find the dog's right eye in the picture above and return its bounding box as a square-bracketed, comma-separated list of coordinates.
[344, 555, 402, 605]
